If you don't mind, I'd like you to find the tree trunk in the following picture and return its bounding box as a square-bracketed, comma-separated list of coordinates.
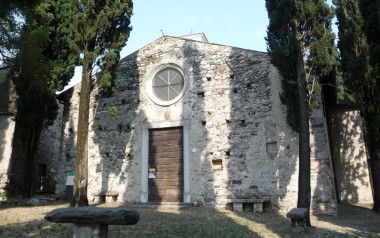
[22, 124, 42, 198]
[364, 0, 380, 212]
[296, 41, 311, 225]
[71, 53, 91, 207]
[377, 0, 380, 34]
[364, 115, 380, 212]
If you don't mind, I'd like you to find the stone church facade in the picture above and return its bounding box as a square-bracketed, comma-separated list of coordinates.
[42, 34, 339, 214]
[2, 33, 372, 214]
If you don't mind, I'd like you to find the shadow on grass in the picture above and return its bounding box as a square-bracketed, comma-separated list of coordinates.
[1, 201, 283, 237]
[0, 221, 72, 238]
[0, 198, 66, 211]
[219, 203, 380, 238]
[309, 204, 380, 237]
[110, 206, 288, 238]
[0, 201, 71, 238]
[1, 202, 379, 237]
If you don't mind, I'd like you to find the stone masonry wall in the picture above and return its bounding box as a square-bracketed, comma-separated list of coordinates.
[35, 100, 64, 193]
[309, 98, 337, 214]
[43, 36, 336, 214]
[328, 109, 373, 204]
[0, 69, 16, 194]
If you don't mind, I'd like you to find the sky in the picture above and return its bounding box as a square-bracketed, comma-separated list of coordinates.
[66, 0, 335, 90]
[65, 0, 270, 90]
[121, 0, 269, 56]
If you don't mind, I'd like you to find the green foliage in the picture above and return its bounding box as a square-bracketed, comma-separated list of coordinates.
[334, 0, 380, 211]
[279, 82, 300, 131]
[333, 0, 372, 105]
[359, 0, 380, 210]
[57, 0, 134, 207]
[7, 0, 79, 126]
[266, 1, 335, 224]
[3, 0, 79, 197]
[334, 0, 379, 117]
[333, 50, 354, 101]
[0, 191, 8, 201]
[15, 82, 58, 128]
[69, 0, 133, 94]
[266, 0, 298, 130]
[108, 106, 119, 119]
[36, 0, 79, 92]
[0, 3, 21, 68]
[266, 0, 336, 131]
[100, 72, 115, 95]
[359, 0, 380, 113]
[11, 0, 78, 127]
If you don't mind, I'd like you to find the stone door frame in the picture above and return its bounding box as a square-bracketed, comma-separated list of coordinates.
[140, 120, 190, 203]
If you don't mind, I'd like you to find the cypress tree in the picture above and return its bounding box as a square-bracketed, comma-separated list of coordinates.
[266, 0, 335, 224]
[5, 0, 77, 197]
[334, 0, 380, 212]
[31, 0, 133, 207]
[63, 0, 134, 207]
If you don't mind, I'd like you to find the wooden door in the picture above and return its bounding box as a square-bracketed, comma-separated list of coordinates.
[148, 127, 184, 202]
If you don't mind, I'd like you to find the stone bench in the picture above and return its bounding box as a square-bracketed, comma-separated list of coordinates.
[92, 193, 119, 203]
[286, 208, 308, 228]
[44, 207, 139, 238]
[226, 198, 270, 212]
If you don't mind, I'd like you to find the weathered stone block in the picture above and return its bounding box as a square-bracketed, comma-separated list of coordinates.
[233, 202, 243, 212]
[44, 207, 139, 225]
[254, 203, 264, 213]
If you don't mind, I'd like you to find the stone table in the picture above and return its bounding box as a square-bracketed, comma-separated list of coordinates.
[45, 206, 140, 238]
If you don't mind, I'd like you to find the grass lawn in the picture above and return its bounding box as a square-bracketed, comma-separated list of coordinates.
[0, 201, 379, 237]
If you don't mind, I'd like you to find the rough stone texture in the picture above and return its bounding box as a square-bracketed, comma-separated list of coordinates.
[309, 98, 337, 215]
[55, 88, 80, 194]
[254, 203, 264, 213]
[37, 36, 342, 214]
[73, 223, 108, 238]
[0, 68, 16, 193]
[286, 207, 308, 219]
[286, 208, 308, 228]
[44, 207, 139, 225]
[34, 101, 64, 192]
[328, 108, 373, 204]
[226, 198, 268, 212]
[233, 203, 243, 212]
[0, 117, 15, 191]
[45, 207, 139, 238]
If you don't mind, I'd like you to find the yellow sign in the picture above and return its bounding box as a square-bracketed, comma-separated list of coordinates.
[148, 168, 156, 178]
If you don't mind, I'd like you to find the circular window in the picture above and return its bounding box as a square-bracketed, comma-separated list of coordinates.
[147, 64, 188, 106]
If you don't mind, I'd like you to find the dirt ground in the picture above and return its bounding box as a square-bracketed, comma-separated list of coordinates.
[0, 198, 379, 238]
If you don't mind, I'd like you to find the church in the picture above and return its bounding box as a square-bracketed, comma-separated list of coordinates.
[2, 33, 373, 214]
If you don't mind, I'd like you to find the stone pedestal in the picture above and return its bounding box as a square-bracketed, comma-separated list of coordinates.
[254, 203, 263, 213]
[233, 203, 243, 212]
[74, 223, 108, 238]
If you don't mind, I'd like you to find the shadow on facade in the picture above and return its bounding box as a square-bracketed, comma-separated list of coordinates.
[0, 69, 13, 193]
[178, 39, 298, 236]
[0, 69, 11, 164]
[0, 69, 27, 196]
[55, 88, 78, 194]
[226, 46, 298, 213]
[180, 40, 211, 205]
[0, 74, 10, 165]
[327, 107, 372, 204]
[46, 36, 341, 234]
[309, 98, 337, 214]
[28, 35, 374, 235]
[90, 51, 143, 203]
